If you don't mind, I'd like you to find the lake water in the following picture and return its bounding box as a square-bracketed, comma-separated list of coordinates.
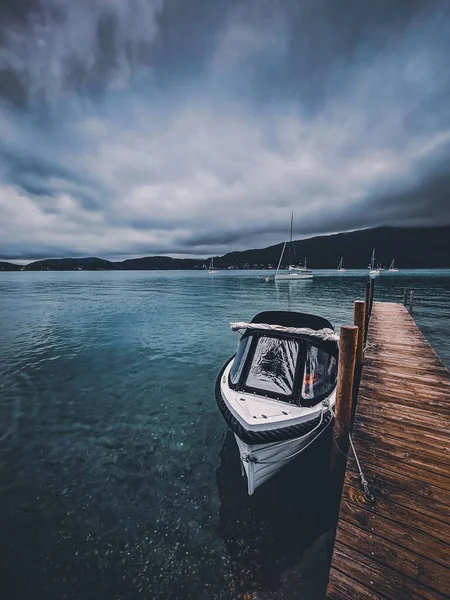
[1, 269, 449, 599]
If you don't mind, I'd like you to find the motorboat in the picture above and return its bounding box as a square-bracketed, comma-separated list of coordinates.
[215, 310, 338, 495]
[275, 213, 313, 280]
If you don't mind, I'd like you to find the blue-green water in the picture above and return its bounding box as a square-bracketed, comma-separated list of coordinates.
[0, 270, 449, 599]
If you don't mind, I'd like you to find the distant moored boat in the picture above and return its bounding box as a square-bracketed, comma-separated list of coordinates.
[275, 213, 313, 280]
[388, 259, 399, 272]
[368, 248, 380, 277]
[337, 257, 346, 272]
[208, 257, 219, 274]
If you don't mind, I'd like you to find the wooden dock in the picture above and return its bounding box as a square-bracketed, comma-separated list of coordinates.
[326, 302, 450, 599]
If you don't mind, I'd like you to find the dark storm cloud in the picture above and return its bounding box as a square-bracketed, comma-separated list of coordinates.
[363, 138, 450, 227]
[0, 0, 450, 259]
[0, 0, 244, 106]
[0, 146, 102, 211]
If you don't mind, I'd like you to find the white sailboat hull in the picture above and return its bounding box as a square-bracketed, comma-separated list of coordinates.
[234, 424, 331, 495]
[275, 273, 313, 280]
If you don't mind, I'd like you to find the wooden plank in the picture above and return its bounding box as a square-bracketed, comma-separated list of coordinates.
[326, 302, 450, 599]
[362, 360, 450, 385]
[352, 447, 450, 492]
[354, 399, 450, 437]
[346, 454, 450, 509]
[338, 496, 449, 568]
[354, 413, 450, 456]
[365, 359, 450, 379]
[344, 470, 450, 533]
[335, 521, 450, 595]
[351, 428, 450, 477]
[328, 543, 447, 600]
[361, 367, 450, 391]
[362, 358, 450, 382]
[326, 569, 385, 600]
[356, 381, 450, 414]
[341, 483, 450, 553]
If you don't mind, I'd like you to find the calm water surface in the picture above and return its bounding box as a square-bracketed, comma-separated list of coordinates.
[1, 270, 449, 599]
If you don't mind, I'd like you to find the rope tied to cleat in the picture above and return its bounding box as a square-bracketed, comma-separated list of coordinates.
[329, 404, 374, 503]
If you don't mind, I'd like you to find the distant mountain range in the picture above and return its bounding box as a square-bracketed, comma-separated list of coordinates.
[1, 225, 449, 271]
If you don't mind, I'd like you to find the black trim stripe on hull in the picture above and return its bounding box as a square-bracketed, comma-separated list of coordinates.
[215, 359, 333, 444]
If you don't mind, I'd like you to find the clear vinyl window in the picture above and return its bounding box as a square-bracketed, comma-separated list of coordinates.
[230, 336, 252, 385]
[301, 343, 337, 402]
[245, 336, 299, 396]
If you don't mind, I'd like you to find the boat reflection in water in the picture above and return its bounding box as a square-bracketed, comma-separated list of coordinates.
[216, 429, 337, 599]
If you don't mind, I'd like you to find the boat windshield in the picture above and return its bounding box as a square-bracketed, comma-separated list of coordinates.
[245, 336, 299, 396]
[230, 336, 252, 385]
[301, 343, 337, 405]
[229, 333, 337, 404]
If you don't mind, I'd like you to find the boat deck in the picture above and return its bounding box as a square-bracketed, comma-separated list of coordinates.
[326, 302, 450, 599]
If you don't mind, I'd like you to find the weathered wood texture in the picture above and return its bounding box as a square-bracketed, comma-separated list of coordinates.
[330, 326, 359, 490]
[326, 302, 450, 600]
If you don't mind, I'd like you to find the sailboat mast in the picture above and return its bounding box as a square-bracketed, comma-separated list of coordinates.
[288, 212, 293, 267]
[275, 218, 291, 275]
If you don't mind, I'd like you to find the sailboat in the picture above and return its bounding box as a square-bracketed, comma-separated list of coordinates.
[337, 257, 346, 272]
[208, 257, 219, 274]
[388, 259, 399, 272]
[368, 248, 380, 277]
[275, 213, 313, 280]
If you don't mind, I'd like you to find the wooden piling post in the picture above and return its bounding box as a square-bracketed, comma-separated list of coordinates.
[403, 287, 408, 307]
[352, 301, 366, 423]
[354, 301, 366, 367]
[364, 282, 370, 342]
[330, 325, 358, 486]
[409, 290, 414, 316]
[369, 279, 375, 316]
[365, 282, 370, 311]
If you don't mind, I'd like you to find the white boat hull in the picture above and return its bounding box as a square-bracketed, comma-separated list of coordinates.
[216, 320, 338, 495]
[234, 423, 331, 495]
[275, 273, 313, 280]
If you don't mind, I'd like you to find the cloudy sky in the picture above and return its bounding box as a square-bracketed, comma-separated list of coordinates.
[1, 0, 450, 260]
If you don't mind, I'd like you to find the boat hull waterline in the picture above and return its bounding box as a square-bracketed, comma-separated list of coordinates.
[234, 424, 332, 495]
[275, 273, 313, 280]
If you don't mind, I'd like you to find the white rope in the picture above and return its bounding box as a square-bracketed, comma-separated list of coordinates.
[328, 406, 374, 502]
[349, 435, 375, 502]
[363, 341, 376, 355]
